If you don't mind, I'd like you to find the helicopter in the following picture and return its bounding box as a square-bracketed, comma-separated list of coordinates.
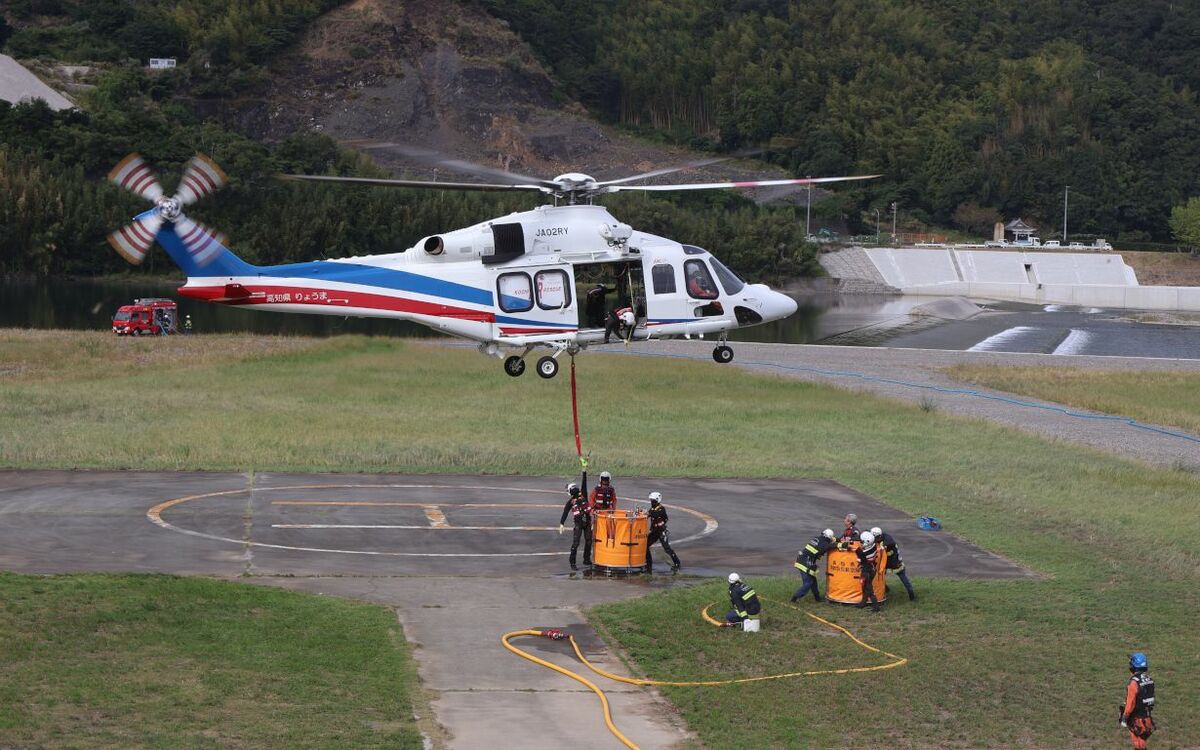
[106, 149, 877, 378]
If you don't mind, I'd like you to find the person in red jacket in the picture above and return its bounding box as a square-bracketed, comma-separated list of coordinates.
[589, 471, 617, 513]
[1120, 652, 1156, 749]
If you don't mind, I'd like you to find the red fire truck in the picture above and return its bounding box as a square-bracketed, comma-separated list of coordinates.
[112, 298, 178, 336]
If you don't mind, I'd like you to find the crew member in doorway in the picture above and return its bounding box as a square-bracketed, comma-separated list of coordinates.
[1120, 652, 1156, 749]
[841, 513, 861, 542]
[840, 531, 880, 612]
[590, 471, 617, 512]
[645, 492, 681, 573]
[791, 528, 836, 602]
[585, 283, 614, 329]
[725, 573, 761, 625]
[871, 526, 916, 600]
[558, 473, 592, 571]
[604, 307, 635, 343]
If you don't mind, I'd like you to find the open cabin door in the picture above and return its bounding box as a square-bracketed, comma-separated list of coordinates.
[492, 265, 577, 340]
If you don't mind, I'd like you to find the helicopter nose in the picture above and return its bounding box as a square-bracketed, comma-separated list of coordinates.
[758, 287, 798, 322]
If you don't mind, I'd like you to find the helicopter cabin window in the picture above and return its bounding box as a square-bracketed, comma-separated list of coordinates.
[497, 272, 533, 313]
[651, 263, 677, 295]
[709, 256, 745, 295]
[681, 244, 707, 255]
[535, 270, 571, 310]
[684, 260, 719, 300]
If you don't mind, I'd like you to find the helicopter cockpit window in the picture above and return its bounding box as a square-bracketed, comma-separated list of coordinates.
[497, 272, 533, 313]
[535, 270, 571, 310]
[651, 263, 677, 295]
[709, 256, 745, 295]
[681, 245, 707, 255]
[684, 259, 719, 300]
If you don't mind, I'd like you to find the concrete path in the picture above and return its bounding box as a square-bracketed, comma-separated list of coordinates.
[618, 341, 1200, 469]
[0, 470, 1029, 749]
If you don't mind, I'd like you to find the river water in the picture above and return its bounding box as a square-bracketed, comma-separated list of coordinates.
[3, 279, 1199, 359]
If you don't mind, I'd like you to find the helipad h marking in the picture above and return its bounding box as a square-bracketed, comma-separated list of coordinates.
[147, 484, 719, 558]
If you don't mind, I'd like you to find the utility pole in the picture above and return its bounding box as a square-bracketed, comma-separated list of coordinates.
[874, 208, 881, 245]
[890, 202, 898, 244]
[805, 177, 812, 239]
[1062, 185, 1070, 243]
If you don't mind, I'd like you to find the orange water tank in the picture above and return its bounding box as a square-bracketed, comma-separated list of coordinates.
[591, 510, 650, 573]
[825, 544, 888, 605]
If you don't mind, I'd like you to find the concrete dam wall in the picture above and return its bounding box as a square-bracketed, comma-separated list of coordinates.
[821, 247, 1200, 311]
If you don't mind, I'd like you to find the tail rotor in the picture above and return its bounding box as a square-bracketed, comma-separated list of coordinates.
[106, 153, 229, 267]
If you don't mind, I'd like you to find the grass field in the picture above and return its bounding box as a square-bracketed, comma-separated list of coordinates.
[2, 330, 1198, 748]
[0, 573, 423, 749]
[946, 364, 1200, 437]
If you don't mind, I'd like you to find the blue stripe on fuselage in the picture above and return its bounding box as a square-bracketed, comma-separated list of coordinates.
[494, 314, 576, 328]
[252, 260, 494, 307]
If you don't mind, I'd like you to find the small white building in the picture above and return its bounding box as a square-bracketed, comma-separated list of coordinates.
[148, 58, 177, 70]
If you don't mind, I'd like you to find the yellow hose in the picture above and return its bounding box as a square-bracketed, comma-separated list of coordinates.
[501, 597, 908, 749]
[500, 629, 639, 750]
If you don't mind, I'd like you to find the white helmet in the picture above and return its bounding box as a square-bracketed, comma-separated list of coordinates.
[860, 531, 875, 545]
[600, 471, 612, 481]
[648, 491, 662, 504]
[871, 527, 882, 538]
[822, 528, 835, 540]
[619, 310, 636, 326]
[728, 572, 740, 584]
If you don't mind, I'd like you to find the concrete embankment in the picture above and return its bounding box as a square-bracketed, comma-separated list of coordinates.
[821, 246, 1200, 311]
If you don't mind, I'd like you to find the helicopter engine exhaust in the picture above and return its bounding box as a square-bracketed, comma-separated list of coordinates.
[424, 236, 445, 255]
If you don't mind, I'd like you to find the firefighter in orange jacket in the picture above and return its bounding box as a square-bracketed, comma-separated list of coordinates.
[1120, 652, 1156, 749]
[590, 471, 617, 513]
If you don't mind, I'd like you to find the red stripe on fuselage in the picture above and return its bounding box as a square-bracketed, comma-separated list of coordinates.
[179, 283, 494, 321]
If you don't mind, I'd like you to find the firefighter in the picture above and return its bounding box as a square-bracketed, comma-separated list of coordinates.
[558, 473, 592, 570]
[183, 314, 193, 334]
[645, 491, 680, 573]
[839, 531, 880, 612]
[790, 528, 836, 602]
[590, 471, 617, 512]
[725, 573, 761, 625]
[841, 513, 861, 542]
[604, 307, 635, 343]
[1120, 652, 1156, 749]
[870, 526, 916, 600]
[585, 283, 614, 328]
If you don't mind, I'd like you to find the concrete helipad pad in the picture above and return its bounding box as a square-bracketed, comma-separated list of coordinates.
[0, 470, 1030, 580]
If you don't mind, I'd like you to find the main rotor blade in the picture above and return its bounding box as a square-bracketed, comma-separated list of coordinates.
[341, 140, 557, 188]
[278, 174, 552, 193]
[606, 174, 882, 193]
[108, 154, 164, 202]
[107, 212, 164, 265]
[595, 148, 763, 184]
[174, 154, 227, 206]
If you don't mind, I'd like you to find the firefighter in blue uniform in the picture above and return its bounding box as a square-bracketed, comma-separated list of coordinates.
[645, 491, 680, 573]
[558, 471, 592, 570]
[725, 573, 761, 625]
[871, 526, 916, 601]
[791, 528, 836, 602]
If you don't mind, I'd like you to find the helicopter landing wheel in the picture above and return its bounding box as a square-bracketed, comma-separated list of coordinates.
[536, 356, 559, 379]
[712, 345, 734, 363]
[504, 355, 526, 377]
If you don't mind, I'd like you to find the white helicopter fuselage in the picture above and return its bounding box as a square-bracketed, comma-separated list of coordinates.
[176, 203, 799, 355]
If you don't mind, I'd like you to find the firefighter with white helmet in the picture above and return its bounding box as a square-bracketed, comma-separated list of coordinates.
[790, 528, 837, 602]
[645, 491, 680, 573]
[590, 471, 617, 512]
[558, 472, 592, 570]
[725, 573, 761, 625]
[872, 525, 916, 600]
[839, 530, 881, 612]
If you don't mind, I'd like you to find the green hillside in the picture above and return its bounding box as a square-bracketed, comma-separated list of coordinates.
[487, 0, 1200, 242]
